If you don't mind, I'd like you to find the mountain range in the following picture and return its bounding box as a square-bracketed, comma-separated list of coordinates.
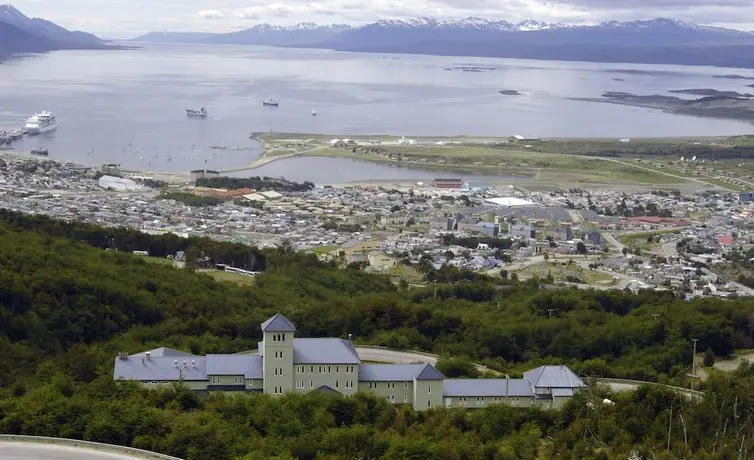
[135, 17, 754, 68]
[0, 4, 112, 61]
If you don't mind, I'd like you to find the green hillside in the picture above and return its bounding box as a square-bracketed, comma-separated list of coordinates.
[0, 212, 753, 458]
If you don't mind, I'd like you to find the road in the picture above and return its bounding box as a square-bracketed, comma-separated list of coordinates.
[218, 146, 327, 173]
[662, 241, 679, 259]
[729, 281, 754, 297]
[603, 233, 625, 253]
[593, 157, 722, 189]
[0, 443, 147, 460]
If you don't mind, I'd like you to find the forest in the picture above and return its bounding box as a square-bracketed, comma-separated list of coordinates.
[1, 214, 754, 458]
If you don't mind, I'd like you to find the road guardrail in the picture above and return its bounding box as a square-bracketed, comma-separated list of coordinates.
[0, 435, 182, 460]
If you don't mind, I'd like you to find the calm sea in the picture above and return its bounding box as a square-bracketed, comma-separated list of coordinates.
[1, 43, 753, 182]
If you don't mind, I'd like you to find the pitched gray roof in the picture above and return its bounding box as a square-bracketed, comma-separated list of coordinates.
[293, 338, 360, 364]
[316, 385, 343, 396]
[443, 379, 534, 397]
[206, 355, 263, 378]
[130, 347, 196, 358]
[416, 363, 444, 381]
[358, 363, 444, 381]
[261, 313, 296, 332]
[523, 365, 584, 389]
[359, 364, 425, 381]
[113, 356, 207, 381]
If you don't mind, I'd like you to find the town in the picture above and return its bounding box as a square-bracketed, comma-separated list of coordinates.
[1, 152, 753, 299]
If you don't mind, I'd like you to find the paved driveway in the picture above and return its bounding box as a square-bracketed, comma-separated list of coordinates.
[0, 443, 146, 460]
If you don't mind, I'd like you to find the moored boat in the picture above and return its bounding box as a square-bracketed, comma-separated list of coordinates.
[25, 111, 57, 134]
[186, 107, 208, 118]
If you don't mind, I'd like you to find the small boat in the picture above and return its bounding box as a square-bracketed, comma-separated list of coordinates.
[186, 107, 208, 118]
[30, 148, 48, 156]
[311, 109, 317, 116]
[262, 99, 279, 107]
[7, 128, 26, 140]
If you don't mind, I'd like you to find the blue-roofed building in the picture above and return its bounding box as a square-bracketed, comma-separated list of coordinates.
[114, 314, 582, 411]
[740, 191, 754, 203]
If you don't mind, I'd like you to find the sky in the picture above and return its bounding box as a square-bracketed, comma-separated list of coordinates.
[10, 0, 754, 38]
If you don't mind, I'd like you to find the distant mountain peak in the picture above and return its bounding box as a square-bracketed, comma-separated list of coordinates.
[0, 4, 28, 20]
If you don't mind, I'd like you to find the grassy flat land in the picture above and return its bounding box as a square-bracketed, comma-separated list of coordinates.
[248, 132, 754, 190]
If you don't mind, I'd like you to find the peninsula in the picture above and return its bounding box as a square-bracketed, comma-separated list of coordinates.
[235, 132, 754, 192]
[572, 91, 754, 121]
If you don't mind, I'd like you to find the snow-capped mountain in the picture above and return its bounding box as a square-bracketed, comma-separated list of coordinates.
[366, 17, 571, 32]
[135, 22, 353, 46]
[133, 16, 754, 68]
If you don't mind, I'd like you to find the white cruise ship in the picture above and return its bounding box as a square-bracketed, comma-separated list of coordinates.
[25, 111, 57, 134]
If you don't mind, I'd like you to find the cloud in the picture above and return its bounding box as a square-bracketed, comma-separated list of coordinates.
[542, 0, 753, 8]
[197, 9, 224, 20]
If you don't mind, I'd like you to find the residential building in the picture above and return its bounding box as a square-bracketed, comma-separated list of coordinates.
[587, 230, 602, 246]
[740, 191, 754, 203]
[113, 314, 585, 411]
[476, 221, 500, 237]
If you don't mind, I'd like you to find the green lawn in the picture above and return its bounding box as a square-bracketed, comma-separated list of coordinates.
[620, 230, 680, 246]
[515, 261, 615, 286]
[197, 269, 256, 286]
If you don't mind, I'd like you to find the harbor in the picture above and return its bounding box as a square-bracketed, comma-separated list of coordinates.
[0, 128, 27, 147]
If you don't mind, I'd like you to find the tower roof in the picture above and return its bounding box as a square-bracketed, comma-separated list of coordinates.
[261, 313, 296, 332]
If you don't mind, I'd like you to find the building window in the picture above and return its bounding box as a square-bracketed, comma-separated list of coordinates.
[335, 381, 339, 388]
[328, 366, 331, 374]
[428, 385, 432, 394]
[404, 395, 408, 403]
[280, 351, 283, 359]
[477, 397, 484, 405]
[336, 366, 339, 374]
[427, 401, 431, 408]
[318, 366, 322, 374]
[404, 382, 408, 389]
[310, 366, 314, 374]
[282, 333, 286, 341]
[310, 381, 313, 389]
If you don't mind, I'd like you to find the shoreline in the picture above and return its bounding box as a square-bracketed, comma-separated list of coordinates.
[4, 130, 753, 191]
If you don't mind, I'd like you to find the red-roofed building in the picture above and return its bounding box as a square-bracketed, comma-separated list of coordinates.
[718, 235, 734, 250]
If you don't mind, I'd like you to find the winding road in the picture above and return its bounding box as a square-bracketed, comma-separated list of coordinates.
[0, 444, 134, 460]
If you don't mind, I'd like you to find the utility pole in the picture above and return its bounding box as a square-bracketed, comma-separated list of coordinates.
[548, 308, 555, 318]
[691, 338, 699, 377]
